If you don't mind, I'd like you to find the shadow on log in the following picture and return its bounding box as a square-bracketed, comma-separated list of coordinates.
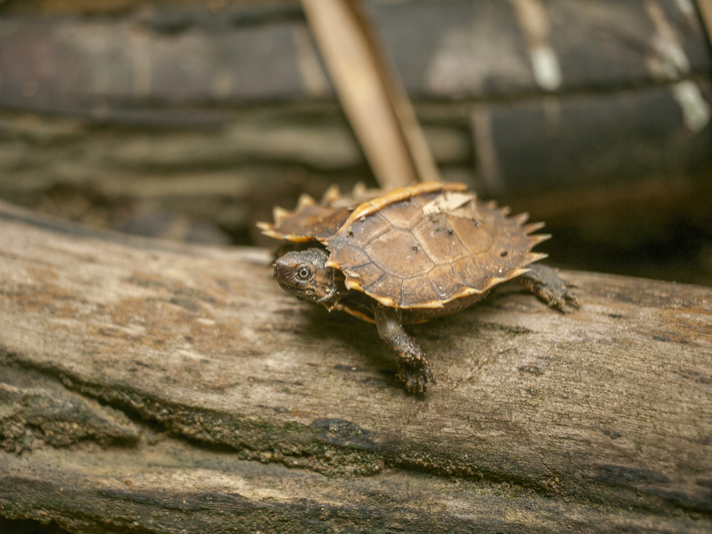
[0, 200, 711, 533]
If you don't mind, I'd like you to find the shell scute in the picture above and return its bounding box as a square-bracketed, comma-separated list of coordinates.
[428, 264, 467, 301]
[326, 241, 371, 269]
[259, 204, 351, 242]
[379, 199, 424, 229]
[366, 274, 402, 306]
[365, 228, 435, 278]
[448, 216, 494, 254]
[343, 261, 384, 291]
[348, 211, 393, 243]
[401, 276, 443, 308]
[493, 248, 526, 270]
[451, 256, 488, 292]
[411, 216, 470, 264]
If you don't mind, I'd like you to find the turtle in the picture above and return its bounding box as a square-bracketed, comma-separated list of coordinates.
[258, 182, 579, 394]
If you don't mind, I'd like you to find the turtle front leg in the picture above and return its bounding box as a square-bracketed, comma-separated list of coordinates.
[517, 264, 580, 312]
[375, 305, 435, 394]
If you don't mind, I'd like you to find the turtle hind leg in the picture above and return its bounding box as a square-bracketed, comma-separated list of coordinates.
[517, 263, 580, 312]
[375, 305, 435, 394]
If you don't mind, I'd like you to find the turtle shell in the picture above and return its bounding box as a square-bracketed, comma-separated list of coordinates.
[257, 183, 383, 242]
[323, 182, 548, 309]
[260, 181, 549, 310]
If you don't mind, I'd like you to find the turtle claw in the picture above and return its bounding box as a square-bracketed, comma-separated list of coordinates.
[539, 281, 580, 313]
[552, 285, 580, 312]
[397, 360, 435, 395]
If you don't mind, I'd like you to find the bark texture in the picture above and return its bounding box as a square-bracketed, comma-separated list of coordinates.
[0, 201, 711, 533]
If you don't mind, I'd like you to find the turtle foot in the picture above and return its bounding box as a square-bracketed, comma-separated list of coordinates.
[375, 305, 436, 394]
[397, 360, 435, 395]
[518, 264, 580, 313]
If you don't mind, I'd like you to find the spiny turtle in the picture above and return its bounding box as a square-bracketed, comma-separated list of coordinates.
[258, 182, 579, 394]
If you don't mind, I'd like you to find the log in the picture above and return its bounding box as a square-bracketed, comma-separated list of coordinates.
[0, 200, 711, 533]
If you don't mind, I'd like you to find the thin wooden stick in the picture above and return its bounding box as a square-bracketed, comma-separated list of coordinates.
[300, 0, 440, 189]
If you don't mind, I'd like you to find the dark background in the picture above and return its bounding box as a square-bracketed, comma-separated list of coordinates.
[1, 0, 711, 285]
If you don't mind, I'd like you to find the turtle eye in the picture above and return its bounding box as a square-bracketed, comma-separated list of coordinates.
[296, 266, 312, 281]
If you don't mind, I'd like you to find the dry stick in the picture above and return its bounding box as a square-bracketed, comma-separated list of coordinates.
[696, 0, 712, 46]
[300, 0, 440, 190]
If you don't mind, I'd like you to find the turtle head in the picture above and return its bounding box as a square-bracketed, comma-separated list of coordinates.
[273, 248, 339, 306]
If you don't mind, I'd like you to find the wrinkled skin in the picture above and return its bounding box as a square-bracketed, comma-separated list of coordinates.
[274, 248, 579, 394]
[273, 249, 339, 305]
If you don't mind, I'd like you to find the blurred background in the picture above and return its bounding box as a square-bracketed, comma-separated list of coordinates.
[0, 0, 711, 285]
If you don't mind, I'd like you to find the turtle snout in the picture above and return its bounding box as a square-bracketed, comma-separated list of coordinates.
[273, 252, 302, 284]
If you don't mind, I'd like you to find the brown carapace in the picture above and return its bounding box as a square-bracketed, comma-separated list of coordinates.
[259, 182, 579, 394]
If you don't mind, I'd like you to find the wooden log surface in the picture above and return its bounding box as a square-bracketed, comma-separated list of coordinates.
[1, 200, 711, 533]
